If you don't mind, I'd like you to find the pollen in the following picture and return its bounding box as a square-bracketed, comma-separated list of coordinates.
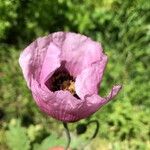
[61, 80, 76, 95]
[50, 72, 76, 95]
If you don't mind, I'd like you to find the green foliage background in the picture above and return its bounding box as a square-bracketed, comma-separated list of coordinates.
[0, 0, 149, 149]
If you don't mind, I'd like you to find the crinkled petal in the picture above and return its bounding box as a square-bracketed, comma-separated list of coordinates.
[82, 85, 121, 117]
[19, 35, 61, 89]
[19, 36, 50, 87]
[39, 43, 61, 84]
[32, 86, 84, 122]
[75, 55, 108, 99]
[76, 85, 122, 119]
[106, 85, 122, 100]
[32, 80, 121, 122]
[19, 40, 38, 88]
[61, 32, 103, 77]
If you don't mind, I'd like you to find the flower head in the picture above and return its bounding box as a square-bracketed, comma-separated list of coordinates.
[19, 32, 121, 122]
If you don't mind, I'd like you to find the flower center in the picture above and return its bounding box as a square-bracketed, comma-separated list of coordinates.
[45, 62, 80, 99]
[51, 72, 76, 95]
[60, 80, 76, 95]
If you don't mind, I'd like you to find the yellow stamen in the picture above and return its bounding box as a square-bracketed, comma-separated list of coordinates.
[61, 80, 76, 95]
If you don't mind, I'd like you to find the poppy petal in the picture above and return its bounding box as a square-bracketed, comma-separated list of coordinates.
[32, 88, 83, 122]
[75, 55, 108, 99]
[77, 85, 122, 119]
[61, 32, 103, 77]
[19, 36, 61, 89]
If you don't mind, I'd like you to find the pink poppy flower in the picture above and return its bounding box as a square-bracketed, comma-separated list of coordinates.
[19, 32, 121, 122]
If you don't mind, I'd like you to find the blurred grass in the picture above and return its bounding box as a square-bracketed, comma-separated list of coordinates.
[0, 0, 149, 150]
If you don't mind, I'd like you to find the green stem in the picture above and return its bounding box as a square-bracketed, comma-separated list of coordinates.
[63, 122, 71, 150]
[86, 120, 99, 139]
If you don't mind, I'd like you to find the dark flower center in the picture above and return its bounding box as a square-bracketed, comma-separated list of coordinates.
[45, 63, 79, 99]
[51, 71, 75, 94]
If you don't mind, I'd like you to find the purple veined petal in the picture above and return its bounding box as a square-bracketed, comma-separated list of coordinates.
[19, 40, 38, 88]
[61, 32, 103, 77]
[30, 78, 54, 102]
[75, 55, 108, 100]
[39, 42, 61, 85]
[77, 85, 122, 119]
[32, 78, 121, 122]
[106, 85, 122, 100]
[19, 36, 51, 87]
[19, 35, 61, 89]
[51, 32, 66, 48]
[32, 88, 84, 122]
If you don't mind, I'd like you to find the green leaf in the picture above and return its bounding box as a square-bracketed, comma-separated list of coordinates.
[33, 134, 65, 150]
[6, 119, 30, 150]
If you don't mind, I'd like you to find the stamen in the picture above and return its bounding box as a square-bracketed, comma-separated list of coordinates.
[49, 70, 79, 98]
[61, 80, 75, 95]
